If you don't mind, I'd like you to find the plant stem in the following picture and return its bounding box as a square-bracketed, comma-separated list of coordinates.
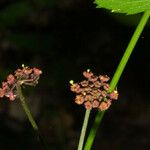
[84, 10, 150, 150]
[77, 109, 91, 150]
[16, 83, 38, 131]
[83, 111, 104, 150]
[16, 83, 49, 150]
[109, 11, 150, 91]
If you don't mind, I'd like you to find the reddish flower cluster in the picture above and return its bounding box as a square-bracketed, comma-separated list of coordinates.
[70, 70, 118, 111]
[0, 65, 42, 101]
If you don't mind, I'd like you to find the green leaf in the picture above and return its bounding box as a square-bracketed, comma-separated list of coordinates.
[94, 0, 150, 15]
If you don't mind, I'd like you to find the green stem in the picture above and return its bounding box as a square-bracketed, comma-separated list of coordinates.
[83, 111, 104, 150]
[109, 11, 150, 91]
[16, 83, 38, 130]
[84, 11, 150, 150]
[77, 109, 91, 150]
[16, 83, 49, 150]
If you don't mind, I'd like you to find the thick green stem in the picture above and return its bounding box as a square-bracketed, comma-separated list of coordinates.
[84, 11, 150, 150]
[83, 111, 104, 150]
[109, 11, 150, 91]
[77, 109, 91, 150]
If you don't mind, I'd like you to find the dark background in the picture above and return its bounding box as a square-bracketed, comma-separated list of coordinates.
[0, 0, 150, 150]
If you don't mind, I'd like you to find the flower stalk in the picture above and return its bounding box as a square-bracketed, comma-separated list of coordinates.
[0, 65, 49, 149]
[16, 83, 38, 131]
[84, 10, 150, 150]
[77, 109, 91, 150]
[70, 70, 118, 150]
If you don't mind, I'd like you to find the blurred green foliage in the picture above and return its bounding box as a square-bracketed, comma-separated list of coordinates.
[0, 0, 58, 53]
[0, 2, 32, 26]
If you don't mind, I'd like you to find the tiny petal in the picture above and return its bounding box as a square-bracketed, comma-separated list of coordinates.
[0, 88, 5, 97]
[99, 101, 111, 111]
[106, 99, 112, 107]
[80, 80, 88, 87]
[83, 71, 93, 79]
[15, 69, 23, 77]
[24, 68, 33, 74]
[103, 83, 110, 91]
[98, 96, 103, 102]
[7, 74, 15, 84]
[89, 83, 94, 88]
[70, 83, 81, 93]
[33, 68, 42, 76]
[83, 87, 91, 92]
[101, 91, 107, 97]
[99, 75, 110, 82]
[75, 95, 84, 104]
[109, 90, 119, 100]
[92, 100, 100, 108]
[84, 95, 92, 101]
[93, 81, 101, 88]
[2, 82, 9, 90]
[84, 101, 92, 110]
[90, 89, 101, 99]
[5, 91, 16, 101]
[9, 95, 16, 101]
[89, 76, 98, 82]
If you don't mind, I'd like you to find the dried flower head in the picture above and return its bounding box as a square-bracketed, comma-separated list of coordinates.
[0, 65, 42, 101]
[70, 69, 119, 111]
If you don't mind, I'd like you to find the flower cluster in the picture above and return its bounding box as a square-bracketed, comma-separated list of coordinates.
[0, 65, 42, 101]
[70, 70, 118, 111]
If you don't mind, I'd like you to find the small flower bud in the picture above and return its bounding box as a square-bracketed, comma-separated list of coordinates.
[33, 68, 42, 75]
[103, 83, 110, 91]
[75, 95, 84, 105]
[7, 74, 15, 85]
[84, 101, 92, 110]
[83, 70, 93, 79]
[0, 88, 4, 97]
[5, 91, 16, 101]
[2, 82, 9, 90]
[99, 75, 110, 82]
[92, 100, 100, 108]
[109, 90, 119, 100]
[93, 81, 101, 88]
[70, 83, 81, 93]
[99, 102, 108, 111]
[80, 80, 88, 87]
